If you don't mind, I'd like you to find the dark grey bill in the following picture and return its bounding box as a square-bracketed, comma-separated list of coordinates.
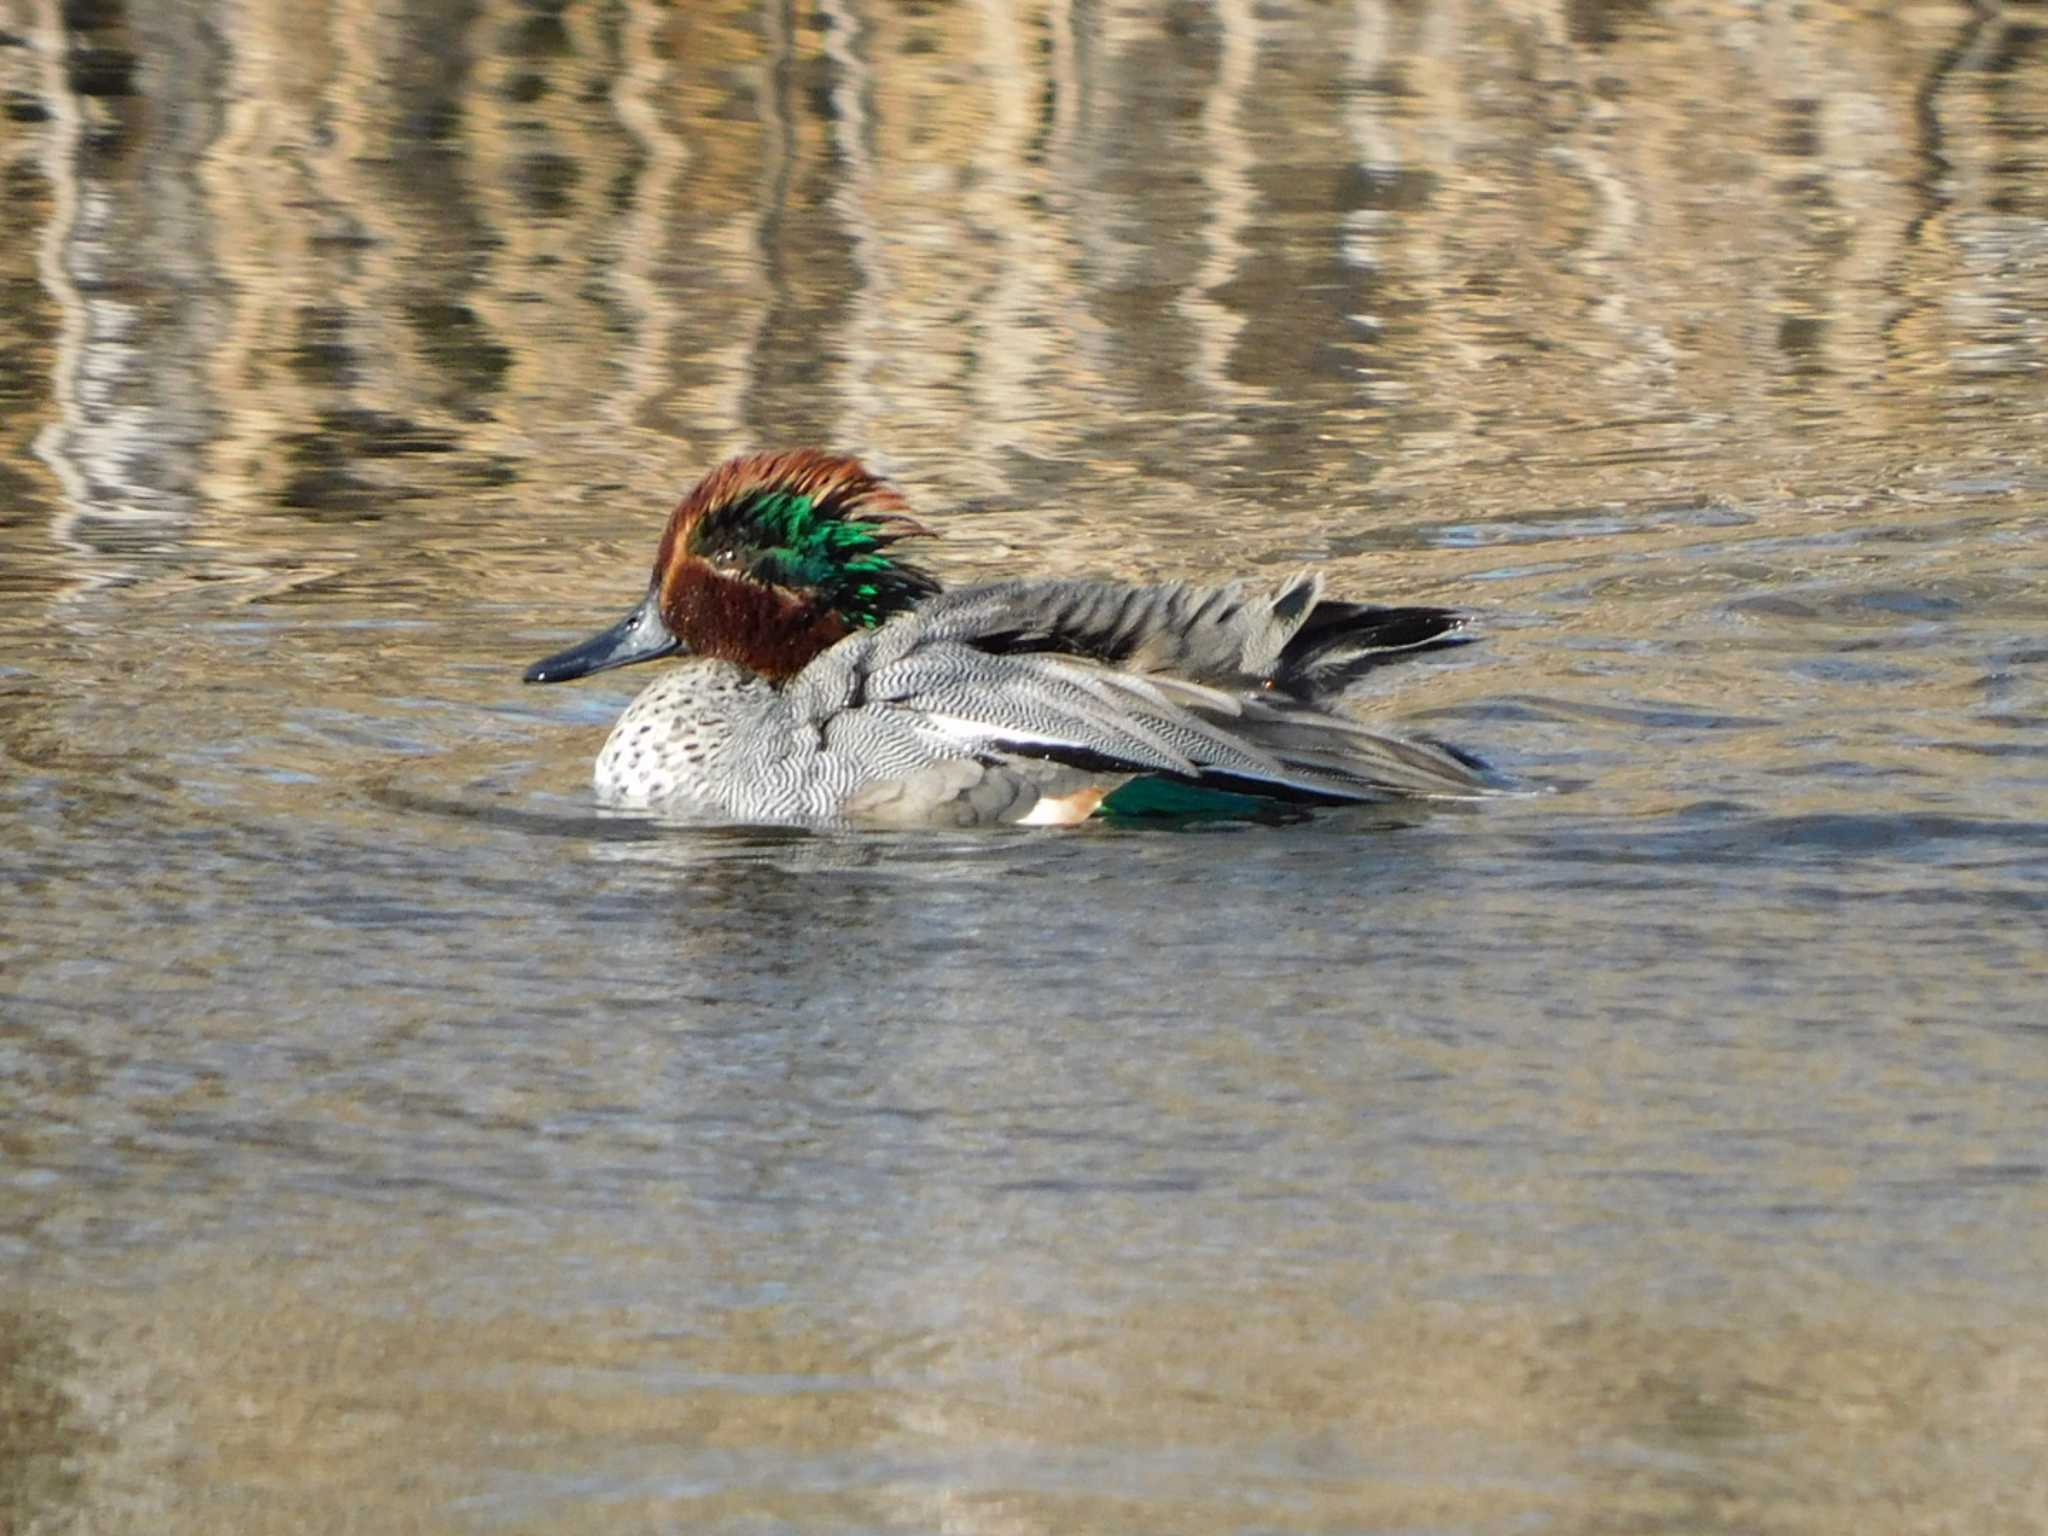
[524, 588, 681, 683]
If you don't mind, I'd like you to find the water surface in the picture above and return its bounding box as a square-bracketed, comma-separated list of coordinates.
[3, 1, 2047, 1531]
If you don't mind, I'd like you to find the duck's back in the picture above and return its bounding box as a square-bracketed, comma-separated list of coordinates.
[875, 575, 1469, 698]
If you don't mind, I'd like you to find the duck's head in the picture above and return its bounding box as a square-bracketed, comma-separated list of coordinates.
[524, 449, 938, 687]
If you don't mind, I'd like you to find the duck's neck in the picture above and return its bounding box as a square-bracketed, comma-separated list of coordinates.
[661, 563, 853, 683]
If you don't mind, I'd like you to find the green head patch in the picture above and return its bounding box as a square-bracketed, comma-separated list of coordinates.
[676, 452, 939, 629]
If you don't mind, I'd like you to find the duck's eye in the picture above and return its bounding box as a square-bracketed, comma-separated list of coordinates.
[709, 548, 742, 570]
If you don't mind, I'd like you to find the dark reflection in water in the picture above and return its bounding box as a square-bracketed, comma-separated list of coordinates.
[2, 1, 2047, 1532]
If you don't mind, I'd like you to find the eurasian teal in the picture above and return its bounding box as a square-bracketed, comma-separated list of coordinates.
[524, 449, 1499, 826]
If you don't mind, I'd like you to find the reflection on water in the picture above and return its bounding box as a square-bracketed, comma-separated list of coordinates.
[11, 1274, 2048, 1532]
[7, 0, 2047, 578]
[2, 0, 2047, 1530]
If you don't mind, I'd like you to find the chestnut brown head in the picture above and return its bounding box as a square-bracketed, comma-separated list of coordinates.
[525, 450, 939, 687]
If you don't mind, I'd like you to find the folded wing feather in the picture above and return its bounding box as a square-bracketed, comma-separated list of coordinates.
[782, 575, 1498, 808]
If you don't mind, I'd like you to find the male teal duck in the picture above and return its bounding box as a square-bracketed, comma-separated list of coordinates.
[524, 449, 1499, 826]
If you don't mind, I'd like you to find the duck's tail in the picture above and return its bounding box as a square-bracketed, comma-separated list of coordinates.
[1270, 593, 1471, 701]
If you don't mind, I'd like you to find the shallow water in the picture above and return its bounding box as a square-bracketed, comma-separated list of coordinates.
[4, 0, 2048, 1531]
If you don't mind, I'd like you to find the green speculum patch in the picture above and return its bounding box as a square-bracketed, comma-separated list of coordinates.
[1098, 777, 1301, 822]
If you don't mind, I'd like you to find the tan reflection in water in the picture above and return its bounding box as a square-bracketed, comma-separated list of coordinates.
[8, 0, 2044, 583]
[10, 1257, 2047, 1534]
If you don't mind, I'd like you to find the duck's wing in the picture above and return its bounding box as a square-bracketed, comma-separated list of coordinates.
[751, 637, 1196, 826]
[892, 574, 1470, 701]
[772, 579, 1499, 812]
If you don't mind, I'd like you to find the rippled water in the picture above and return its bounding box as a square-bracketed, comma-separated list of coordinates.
[3, 1, 2047, 1530]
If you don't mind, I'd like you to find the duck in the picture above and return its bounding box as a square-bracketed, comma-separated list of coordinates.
[523, 449, 1500, 827]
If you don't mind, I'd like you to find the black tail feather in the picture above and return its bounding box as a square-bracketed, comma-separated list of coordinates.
[1273, 600, 1471, 699]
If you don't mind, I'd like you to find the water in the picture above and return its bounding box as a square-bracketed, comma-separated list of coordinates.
[3, 0, 2048, 1530]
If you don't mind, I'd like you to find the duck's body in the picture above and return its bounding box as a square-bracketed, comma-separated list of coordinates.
[526, 450, 1498, 827]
